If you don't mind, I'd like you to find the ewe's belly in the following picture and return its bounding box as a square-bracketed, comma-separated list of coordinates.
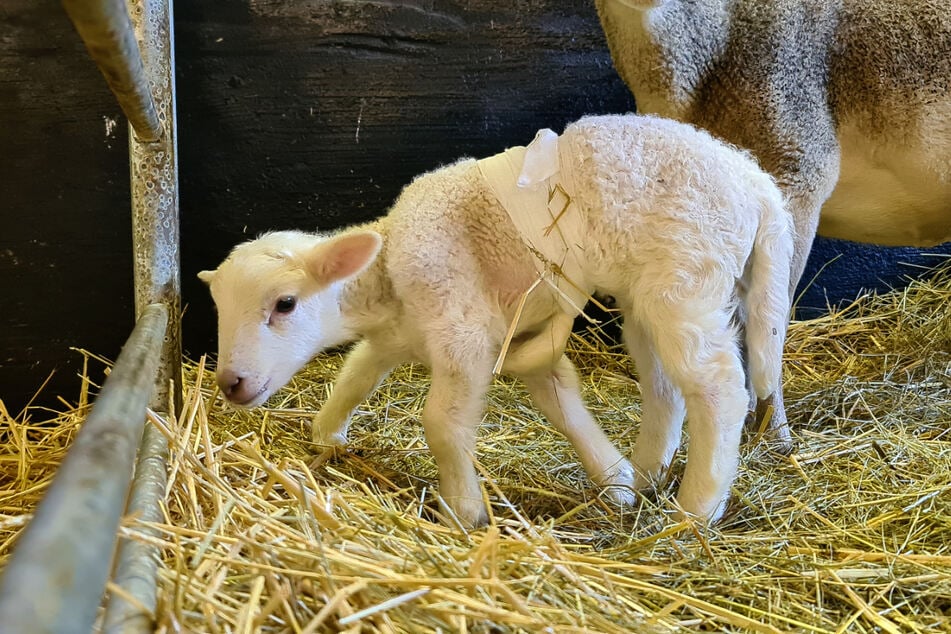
[819, 127, 951, 246]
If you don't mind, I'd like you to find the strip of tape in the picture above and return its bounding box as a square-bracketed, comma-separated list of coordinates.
[477, 129, 589, 315]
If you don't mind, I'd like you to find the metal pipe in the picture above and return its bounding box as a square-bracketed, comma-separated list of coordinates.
[62, 0, 162, 142]
[127, 0, 182, 416]
[102, 421, 169, 633]
[104, 1, 181, 630]
[0, 303, 168, 634]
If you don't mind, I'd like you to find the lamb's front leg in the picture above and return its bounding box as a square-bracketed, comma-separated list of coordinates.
[312, 339, 398, 445]
[519, 355, 636, 506]
[422, 365, 492, 529]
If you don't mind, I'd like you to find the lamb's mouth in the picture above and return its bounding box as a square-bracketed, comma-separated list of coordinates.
[234, 381, 271, 407]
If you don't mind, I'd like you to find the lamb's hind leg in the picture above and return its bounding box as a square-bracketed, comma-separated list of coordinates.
[519, 354, 636, 506]
[633, 306, 748, 523]
[622, 319, 686, 493]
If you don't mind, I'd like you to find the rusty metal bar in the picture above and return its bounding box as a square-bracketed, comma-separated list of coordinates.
[0, 303, 168, 634]
[104, 0, 181, 631]
[62, 0, 162, 142]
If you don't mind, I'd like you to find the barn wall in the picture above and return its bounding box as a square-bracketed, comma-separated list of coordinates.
[1, 0, 949, 412]
[1, 0, 135, 412]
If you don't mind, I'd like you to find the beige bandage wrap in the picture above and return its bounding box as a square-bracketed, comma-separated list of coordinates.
[477, 129, 589, 316]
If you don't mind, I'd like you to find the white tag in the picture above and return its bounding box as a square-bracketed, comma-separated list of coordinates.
[517, 128, 560, 188]
[477, 129, 589, 316]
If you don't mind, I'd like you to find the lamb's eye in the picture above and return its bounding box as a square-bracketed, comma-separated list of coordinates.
[274, 296, 296, 314]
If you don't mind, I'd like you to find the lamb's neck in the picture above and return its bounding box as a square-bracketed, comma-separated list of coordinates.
[337, 228, 399, 339]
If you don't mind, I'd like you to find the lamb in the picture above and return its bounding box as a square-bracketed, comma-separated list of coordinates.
[199, 114, 793, 528]
[595, 0, 951, 446]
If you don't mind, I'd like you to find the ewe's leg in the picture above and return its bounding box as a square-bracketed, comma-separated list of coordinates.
[312, 340, 398, 445]
[640, 309, 748, 523]
[519, 355, 635, 506]
[622, 319, 686, 491]
[738, 323, 792, 452]
[422, 366, 492, 528]
[757, 147, 839, 450]
[748, 188, 824, 452]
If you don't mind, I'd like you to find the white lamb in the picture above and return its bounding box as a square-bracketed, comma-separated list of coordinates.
[199, 114, 793, 528]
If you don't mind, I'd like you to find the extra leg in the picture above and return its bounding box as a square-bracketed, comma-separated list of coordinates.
[519, 354, 636, 506]
[311, 339, 398, 445]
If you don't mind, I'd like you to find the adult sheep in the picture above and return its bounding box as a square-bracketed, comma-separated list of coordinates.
[199, 114, 792, 528]
[596, 0, 951, 441]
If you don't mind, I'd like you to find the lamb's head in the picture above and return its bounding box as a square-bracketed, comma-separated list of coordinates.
[199, 229, 382, 407]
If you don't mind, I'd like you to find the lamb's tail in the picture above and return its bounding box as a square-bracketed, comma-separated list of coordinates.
[744, 186, 793, 400]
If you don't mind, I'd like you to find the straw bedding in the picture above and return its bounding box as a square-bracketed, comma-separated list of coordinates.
[2, 265, 951, 633]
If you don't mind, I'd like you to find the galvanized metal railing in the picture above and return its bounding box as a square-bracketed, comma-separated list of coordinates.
[0, 305, 168, 634]
[0, 1, 180, 632]
[61, 0, 163, 142]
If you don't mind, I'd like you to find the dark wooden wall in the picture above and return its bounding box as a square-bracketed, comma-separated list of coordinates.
[1, 1, 134, 412]
[2, 0, 949, 414]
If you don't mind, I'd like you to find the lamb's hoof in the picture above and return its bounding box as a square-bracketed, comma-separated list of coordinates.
[441, 496, 489, 530]
[308, 425, 350, 470]
[672, 492, 728, 525]
[313, 430, 349, 447]
[631, 461, 669, 494]
[311, 415, 349, 447]
[599, 460, 638, 508]
[308, 443, 348, 470]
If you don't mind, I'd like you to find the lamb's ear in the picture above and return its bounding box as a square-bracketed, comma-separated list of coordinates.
[306, 230, 382, 285]
[197, 270, 216, 285]
[518, 128, 559, 187]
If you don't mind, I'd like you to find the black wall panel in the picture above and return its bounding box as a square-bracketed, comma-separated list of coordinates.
[1, 0, 134, 413]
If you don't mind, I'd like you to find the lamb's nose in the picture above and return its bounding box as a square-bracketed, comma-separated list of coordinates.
[217, 369, 244, 400]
